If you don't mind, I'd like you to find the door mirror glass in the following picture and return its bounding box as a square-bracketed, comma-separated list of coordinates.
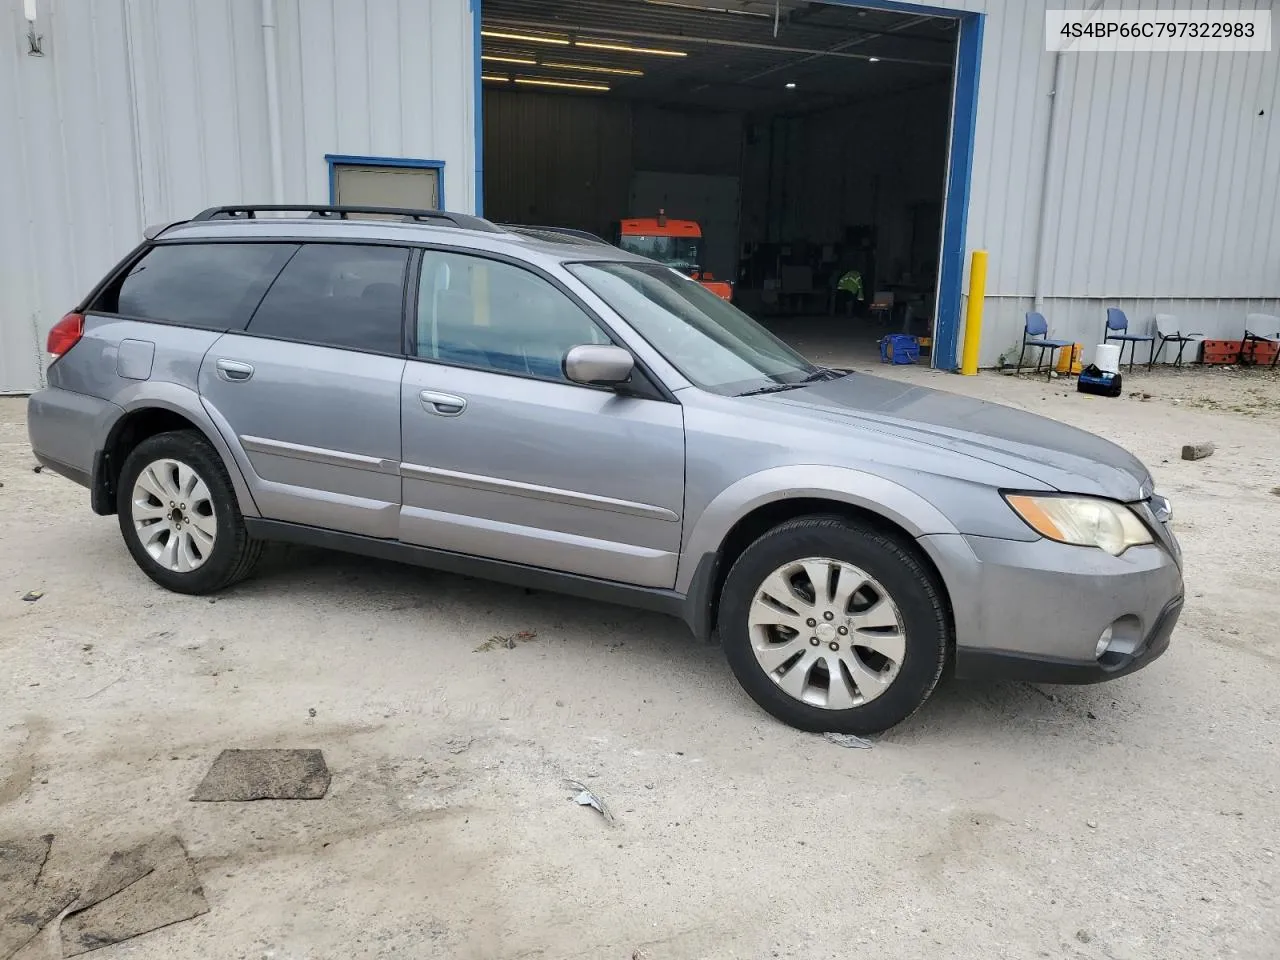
[564, 344, 634, 387]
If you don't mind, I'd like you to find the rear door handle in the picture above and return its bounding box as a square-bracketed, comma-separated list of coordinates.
[419, 390, 467, 417]
[215, 358, 255, 382]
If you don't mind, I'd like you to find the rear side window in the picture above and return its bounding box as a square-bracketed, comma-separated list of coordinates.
[94, 243, 297, 330]
[246, 244, 409, 354]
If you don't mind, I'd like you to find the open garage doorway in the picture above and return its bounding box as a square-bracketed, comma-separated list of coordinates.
[479, 0, 978, 369]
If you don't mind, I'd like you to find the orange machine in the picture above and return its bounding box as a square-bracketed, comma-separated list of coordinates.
[614, 212, 733, 300]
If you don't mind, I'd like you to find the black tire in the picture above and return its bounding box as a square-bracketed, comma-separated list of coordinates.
[116, 430, 263, 594]
[719, 515, 950, 734]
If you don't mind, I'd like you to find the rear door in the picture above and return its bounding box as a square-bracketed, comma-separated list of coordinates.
[198, 242, 409, 538]
[399, 249, 685, 588]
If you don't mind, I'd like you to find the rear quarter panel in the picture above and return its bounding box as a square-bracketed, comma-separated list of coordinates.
[48, 316, 259, 516]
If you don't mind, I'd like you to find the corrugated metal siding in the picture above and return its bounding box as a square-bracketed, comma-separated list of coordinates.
[3, 0, 1279, 388]
[897, 0, 1279, 359]
[274, 0, 475, 208]
[483, 88, 633, 235]
[0, 0, 475, 392]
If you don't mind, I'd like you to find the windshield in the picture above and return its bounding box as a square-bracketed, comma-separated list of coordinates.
[568, 261, 819, 395]
[616, 235, 703, 272]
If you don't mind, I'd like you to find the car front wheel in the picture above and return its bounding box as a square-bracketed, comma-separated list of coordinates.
[116, 430, 263, 594]
[719, 516, 950, 734]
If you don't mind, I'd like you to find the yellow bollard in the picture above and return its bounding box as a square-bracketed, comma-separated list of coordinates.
[960, 249, 987, 375]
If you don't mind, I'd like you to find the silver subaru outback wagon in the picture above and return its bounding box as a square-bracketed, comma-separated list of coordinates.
[27, 205, 1184, 733]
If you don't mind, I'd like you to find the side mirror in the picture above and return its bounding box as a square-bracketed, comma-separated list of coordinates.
[563, 344, 635, 387]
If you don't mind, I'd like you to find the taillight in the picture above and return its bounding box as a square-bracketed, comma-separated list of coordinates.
[47, 312, 85, 359]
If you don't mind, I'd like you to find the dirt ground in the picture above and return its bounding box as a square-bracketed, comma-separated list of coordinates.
[1, 362, 1277, 960]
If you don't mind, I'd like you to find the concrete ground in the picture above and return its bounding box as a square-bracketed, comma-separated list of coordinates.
[2, 360, 1277, 960]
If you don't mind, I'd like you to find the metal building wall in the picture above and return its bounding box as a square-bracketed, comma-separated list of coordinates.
[0, 0, 476, 393]
[926, 0, 1280, 363]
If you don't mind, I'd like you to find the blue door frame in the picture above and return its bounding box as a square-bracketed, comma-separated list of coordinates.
[469, 0, 982, 370]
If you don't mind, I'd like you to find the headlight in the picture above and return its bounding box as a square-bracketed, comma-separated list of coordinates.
[1004, 494, 1154, 556]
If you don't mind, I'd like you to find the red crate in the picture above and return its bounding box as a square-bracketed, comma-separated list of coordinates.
[1201, 339, 1242, 365]
[1240, 338, 1279, 366]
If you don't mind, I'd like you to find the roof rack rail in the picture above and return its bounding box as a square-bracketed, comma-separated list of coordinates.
[190, 205, 504, 233]
[499, 223, 609, 245]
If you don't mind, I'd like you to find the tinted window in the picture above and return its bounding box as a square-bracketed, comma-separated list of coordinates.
[248, 244, 409, 354]
[97, 243, 297, 330]
[416, 250, 608, 381]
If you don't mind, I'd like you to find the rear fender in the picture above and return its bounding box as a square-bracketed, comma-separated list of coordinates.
[99, 381, 260, 517]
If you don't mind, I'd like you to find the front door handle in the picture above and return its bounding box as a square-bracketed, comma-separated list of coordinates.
[215, 358, 255, 382]
[420, 390, 467, 417]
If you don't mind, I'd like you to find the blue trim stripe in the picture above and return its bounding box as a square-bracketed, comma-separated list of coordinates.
[933, 12, 984, 371]
[472, 0, 484, 215]
[324, 154, 446, 209]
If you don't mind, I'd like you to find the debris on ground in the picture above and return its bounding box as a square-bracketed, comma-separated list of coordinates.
[0, 834, 79, 960]
[1181, 441, 1216, 461]
[191, 748, 330, 801]
[20, 590, 43, 602]
[31, 464, 42, 473]
[823, 732, 874, 749]
[474, 629, 537, 652]
[565, 778, 614, 823]
[61, 835, 208, 957]
[308, 707, 316, 718]
[1271, 486, 1280, 497]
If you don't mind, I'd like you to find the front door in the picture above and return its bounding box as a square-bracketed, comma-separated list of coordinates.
[399, 249, 685, 588]
[199, 242, 410, 539]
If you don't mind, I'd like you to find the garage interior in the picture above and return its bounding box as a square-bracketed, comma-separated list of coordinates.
[481, 0, 959, 363]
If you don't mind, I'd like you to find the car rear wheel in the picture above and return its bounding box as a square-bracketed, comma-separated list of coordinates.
[720, 516, 950, 734]
[117, 431, 263, 594]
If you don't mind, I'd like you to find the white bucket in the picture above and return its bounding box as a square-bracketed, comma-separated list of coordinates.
[1094, 343, 1121, 374]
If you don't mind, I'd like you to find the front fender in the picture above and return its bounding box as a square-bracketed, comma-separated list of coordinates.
[98, 381, 260, 518]
[675, 464, 959, 594]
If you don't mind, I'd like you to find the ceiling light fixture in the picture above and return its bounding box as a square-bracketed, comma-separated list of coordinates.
[541, 61, 644, 77]
[514, 77, 611, 92]
[785, 81, 796, 89]
[868, 57, 881, 62]
[573, 40, 687, 57]
[482, 54, 537, 65]
[481, 29, 569, 45]
[481, 74, 512, 82]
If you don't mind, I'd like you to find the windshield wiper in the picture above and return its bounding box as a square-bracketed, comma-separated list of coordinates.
[737, 368, 836, 397]
[737, 382, 806, 397]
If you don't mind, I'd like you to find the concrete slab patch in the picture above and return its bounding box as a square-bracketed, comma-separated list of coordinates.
[0, 835, 78, 960]
[60, 836, 207, 957]
[191, 748, 330, 801]
[1, 887, 79, 960]
[0, 835, 52, 903]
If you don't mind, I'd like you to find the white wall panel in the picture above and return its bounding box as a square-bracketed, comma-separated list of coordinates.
[2, 0, 1277, 388]
[1, 0, 477, 392]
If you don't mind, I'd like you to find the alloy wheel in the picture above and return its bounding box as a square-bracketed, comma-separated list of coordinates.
[747, 556, 906, 709]
[130, 458, 218, 572]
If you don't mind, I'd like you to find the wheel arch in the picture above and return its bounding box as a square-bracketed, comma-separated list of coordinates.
[93, 386, 258, 518]
[679, 467, 959, 641]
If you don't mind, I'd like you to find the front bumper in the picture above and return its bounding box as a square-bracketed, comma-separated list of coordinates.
[921, 531, 1184, 685]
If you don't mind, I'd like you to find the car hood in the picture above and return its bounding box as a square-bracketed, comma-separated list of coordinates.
[760, 373, 1151, 501]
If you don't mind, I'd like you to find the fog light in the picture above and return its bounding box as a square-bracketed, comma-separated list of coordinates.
[1095, 626, 1114, 660]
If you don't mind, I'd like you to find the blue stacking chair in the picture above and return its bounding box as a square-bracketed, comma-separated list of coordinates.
[1103, 308, 1154, 372]
[1017, 311, 1072, 378]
